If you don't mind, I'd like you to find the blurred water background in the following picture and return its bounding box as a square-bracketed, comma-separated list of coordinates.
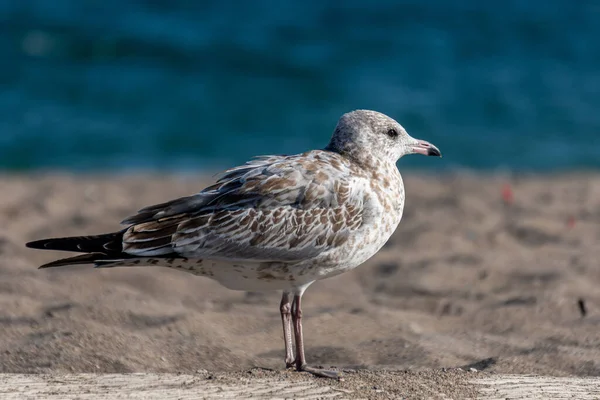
[1, 0, 599, 172]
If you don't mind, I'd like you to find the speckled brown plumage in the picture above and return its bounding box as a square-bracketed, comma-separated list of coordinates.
[26, 109, 441, 379]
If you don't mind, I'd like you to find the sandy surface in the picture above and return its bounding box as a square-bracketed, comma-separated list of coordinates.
[1, 172, 600, 397]
[2, 371, 600, 399]
[0, 369, 479, 399]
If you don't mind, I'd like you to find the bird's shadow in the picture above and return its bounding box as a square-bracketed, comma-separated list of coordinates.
[259, 346, 365, 369]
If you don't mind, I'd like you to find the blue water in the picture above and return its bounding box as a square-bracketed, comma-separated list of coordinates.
[1, 0, 599, 172]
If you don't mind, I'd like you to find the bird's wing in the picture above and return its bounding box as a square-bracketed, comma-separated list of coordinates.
[121, 151, 367, 262]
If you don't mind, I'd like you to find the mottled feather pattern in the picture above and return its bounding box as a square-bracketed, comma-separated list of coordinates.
[25, 109, 442, 380]
[27, 110, 439, 292]
[122, 151, 368, 262]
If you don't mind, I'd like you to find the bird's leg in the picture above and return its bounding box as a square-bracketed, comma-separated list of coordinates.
[291, 294, 341, 380]
[291, 294, 306, 369]
[280, 291, 294, 368]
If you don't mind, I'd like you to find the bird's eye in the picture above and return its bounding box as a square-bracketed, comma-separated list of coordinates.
[386, 129, 398, 138]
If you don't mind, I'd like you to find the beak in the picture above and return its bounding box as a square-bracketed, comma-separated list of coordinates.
[411, 139, 442, 157]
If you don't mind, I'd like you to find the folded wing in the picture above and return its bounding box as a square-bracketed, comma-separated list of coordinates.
[122, 152, 366, 262]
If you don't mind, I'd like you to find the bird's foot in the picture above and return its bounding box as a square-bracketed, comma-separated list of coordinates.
[297, 364, 342, 380]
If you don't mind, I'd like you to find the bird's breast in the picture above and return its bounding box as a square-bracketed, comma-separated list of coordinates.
[316, 170, 404, 277]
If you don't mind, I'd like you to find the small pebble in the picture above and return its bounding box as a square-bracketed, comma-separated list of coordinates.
[578, 298, 587, 317]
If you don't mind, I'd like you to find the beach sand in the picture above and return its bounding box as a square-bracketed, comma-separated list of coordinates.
[0, 172, 599, 398]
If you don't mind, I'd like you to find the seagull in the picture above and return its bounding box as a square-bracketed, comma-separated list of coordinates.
[26, 110, 441, 379]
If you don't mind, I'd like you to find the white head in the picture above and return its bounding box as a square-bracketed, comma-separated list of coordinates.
[326, 110, 441, 166]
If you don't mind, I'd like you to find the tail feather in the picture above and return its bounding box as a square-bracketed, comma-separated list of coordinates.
[26, 231, 124, 254]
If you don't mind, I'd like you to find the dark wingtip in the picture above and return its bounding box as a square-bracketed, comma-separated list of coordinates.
[37, 260, 65, 269]
[25, 232, 125, 254]
[36, 253, 106, 269]
[38, 262, 67, 269]
[37, 258, 73, 269]
[26, 239, 49, 249]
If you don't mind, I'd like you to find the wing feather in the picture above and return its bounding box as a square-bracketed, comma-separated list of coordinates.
[121, 151, 367, 262]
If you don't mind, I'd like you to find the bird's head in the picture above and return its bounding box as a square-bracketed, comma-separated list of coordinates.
[327, 110, 441, 166]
